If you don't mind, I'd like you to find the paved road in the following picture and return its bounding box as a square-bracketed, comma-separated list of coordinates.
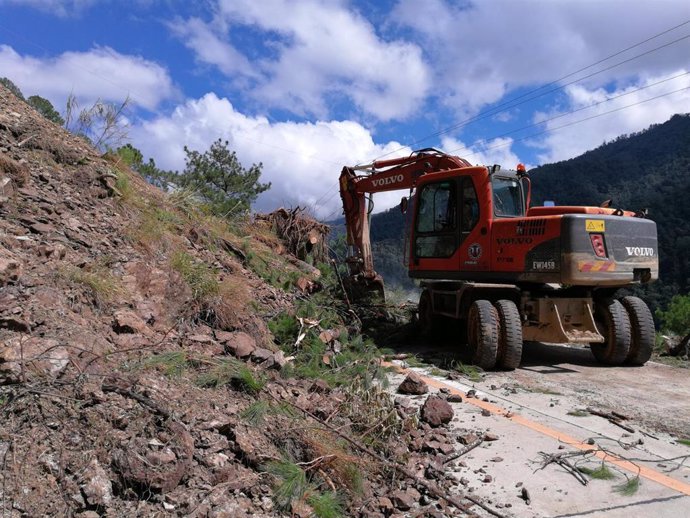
[389, 340, 690, 517]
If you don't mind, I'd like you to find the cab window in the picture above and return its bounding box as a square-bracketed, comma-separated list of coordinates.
[492, 176, 524, 217]
[415, 181, 457, 258]
[461, 178, 479, 232]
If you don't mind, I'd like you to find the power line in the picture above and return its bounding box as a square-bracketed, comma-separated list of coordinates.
[369, 20, 690, 163]
[314, 72, 690, 221]
[311, 20, 690, 218]
[447, 85, 690, 160]
[318, 85, 690, 222]
[443, 71, 690, 157]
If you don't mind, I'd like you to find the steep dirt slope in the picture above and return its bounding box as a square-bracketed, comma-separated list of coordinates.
[0, 86, 505, 518]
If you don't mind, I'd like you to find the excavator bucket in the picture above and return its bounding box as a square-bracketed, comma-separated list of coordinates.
[345, 275, 385, 303]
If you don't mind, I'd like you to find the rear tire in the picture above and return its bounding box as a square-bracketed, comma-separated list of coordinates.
[467, 300, 498, 370]
[590, 299, 631, 366]
[621, 296, 654, 366]
[494, 300, 523, 370]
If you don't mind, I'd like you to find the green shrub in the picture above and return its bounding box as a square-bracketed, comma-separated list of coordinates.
[265, 458, 308, 511]
[171, 251, 219, 300]
[196, 359, 265, 394]
[656, 294, 690, 335]
[308, 492, 344, 518]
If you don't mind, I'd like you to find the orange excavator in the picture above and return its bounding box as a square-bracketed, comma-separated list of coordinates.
[339, 148, 658, 369]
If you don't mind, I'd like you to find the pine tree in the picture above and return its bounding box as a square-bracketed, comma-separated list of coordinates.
[27, 95, 65, 125]
[172, 139, 270, 217]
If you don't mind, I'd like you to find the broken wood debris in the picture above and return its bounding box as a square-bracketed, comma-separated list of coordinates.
[587, 407, 635, 433]
[266, 390, 508, 518]
[443, 437, 484, 465]
[537, 450, 589, 486]
[256, 206, 330, 263]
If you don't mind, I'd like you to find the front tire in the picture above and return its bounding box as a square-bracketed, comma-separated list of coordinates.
[494, 300, 523, 370]
[467, 300, 498, 370]
[590, 299, 631, 366]
[621, 296, 654, 366]
[418, 289, 439, 338]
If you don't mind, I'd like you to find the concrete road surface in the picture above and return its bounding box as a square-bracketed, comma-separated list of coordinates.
[388, 341, 690, 517]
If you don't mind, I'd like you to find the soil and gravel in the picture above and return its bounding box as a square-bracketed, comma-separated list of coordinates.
[2, 81, 689, 518]
[0, 84, 511, 517]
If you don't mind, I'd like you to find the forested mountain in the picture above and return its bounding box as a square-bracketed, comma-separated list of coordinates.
[359, 113, 690, 307]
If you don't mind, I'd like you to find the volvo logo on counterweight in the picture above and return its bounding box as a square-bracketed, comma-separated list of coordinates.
[625, 246, 654, 257]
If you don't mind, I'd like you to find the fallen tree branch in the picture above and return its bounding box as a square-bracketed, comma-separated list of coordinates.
[586, 407, 635, 434]
[266, 391, 505, 518]
[444, 438, 484, 465]
[102, 383, 171, 419]
[537, 451, 589, 485]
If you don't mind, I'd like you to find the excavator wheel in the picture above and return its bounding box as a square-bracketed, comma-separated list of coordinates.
[621, 296, 655, 366]
[467, 300, 498, 370]
[590, 299, 631, 366]
[418, 289, 440, 338]
[494, 300, 523, 370]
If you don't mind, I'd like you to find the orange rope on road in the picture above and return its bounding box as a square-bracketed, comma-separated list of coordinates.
[383, 362, 690, 497]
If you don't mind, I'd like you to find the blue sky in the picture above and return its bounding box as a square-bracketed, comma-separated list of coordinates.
[1, 0, 689, 218]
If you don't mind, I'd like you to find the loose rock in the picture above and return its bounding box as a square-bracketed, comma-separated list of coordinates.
[398, 371, 429, 395]
[421, 396, 454, 427]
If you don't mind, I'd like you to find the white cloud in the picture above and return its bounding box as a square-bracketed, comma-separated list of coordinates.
[170, 0, 430, 121]
[0, 45, 177, 111]
[167, 17, 257, 79]
[531, 70, 690, 163]
[440, 136, 524, 170]
[392, 0, 690, 116]
[130, 93, 412, 219]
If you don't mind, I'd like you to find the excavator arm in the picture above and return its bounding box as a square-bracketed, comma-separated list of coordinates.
[338, 148, 471, 299]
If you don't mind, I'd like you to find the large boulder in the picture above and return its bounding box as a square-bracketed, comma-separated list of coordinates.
[421, 395, 454, 427]
[398, 371, 429, 395]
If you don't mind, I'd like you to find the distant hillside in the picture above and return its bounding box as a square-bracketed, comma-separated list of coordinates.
[364, 114, 690, 307]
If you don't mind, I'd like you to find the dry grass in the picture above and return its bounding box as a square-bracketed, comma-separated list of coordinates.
[61, 262, 122, 307]
[0, 154, 29, 187]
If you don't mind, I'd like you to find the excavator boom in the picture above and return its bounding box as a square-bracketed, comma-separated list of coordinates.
[339, 149, 471, 298]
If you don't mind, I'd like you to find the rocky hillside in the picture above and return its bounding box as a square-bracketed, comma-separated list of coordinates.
[0, 85, 506, 517]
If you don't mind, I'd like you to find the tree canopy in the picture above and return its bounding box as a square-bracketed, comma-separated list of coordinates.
[170, 138, 271, 217]
[0, 77, 24, 100]
[27, 95, 65, 125]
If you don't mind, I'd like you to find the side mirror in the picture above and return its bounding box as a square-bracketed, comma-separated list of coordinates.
[400, 197, 408, 214]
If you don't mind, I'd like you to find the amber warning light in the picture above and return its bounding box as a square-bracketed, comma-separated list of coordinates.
[517, 163, 526, 172]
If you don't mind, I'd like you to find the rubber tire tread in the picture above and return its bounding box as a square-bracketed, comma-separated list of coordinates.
[590, 299, 631, 366]
[418, 290, 438, 338]
[468, 300, 498, 370]
[495, 300, 523, 370]
[621, 296, 654, 366]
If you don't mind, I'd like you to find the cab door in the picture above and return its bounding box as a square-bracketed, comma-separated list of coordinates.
[410, 179, 459, 276]
[409, 173, 491, 279]
[457, 175, 491, 272]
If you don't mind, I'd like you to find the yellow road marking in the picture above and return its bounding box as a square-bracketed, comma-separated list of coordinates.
[384, 362, 690, 496]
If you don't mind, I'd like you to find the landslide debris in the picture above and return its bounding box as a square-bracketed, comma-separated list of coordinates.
[0, 84, 505, 518]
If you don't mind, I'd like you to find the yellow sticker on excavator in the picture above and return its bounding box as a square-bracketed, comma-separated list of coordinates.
[585, 219, 605, 232]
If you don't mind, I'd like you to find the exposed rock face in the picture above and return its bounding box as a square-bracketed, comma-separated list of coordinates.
[398, 371, 429, 395]
[82, 459, 113, 506]
[0, 249, 22, 286]
[112, 421, 194, 493]
[0, 336, 68, 383]
[225, 331, 257, 358]
[421, 395, 454, 427]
